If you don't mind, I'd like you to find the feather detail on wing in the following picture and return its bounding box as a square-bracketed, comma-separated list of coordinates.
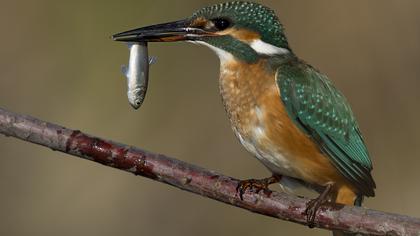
[276, 60, 376, 196]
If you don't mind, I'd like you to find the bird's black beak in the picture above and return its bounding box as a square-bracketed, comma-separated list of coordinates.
[112, 18, 211, 42]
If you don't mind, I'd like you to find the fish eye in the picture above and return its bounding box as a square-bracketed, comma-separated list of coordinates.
[211, 18, 232, 31]
[136, 101, 141, 105]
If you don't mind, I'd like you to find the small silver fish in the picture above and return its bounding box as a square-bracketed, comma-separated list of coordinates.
[122, 42, 156, 109]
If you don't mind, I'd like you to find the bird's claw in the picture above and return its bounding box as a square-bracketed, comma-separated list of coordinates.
[236, 179, 270, 200]
[236, 175, 281, 200]
[305, 198, 323, 228]
[304, 184, 333, 228]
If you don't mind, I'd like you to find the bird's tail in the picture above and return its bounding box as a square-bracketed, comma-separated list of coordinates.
[332, 195, 364, 236]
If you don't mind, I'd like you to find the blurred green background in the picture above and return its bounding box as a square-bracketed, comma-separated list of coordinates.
[1, 0, 419, 235]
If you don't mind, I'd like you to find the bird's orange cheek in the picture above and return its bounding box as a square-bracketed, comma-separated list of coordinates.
[216, 28, 260, 43]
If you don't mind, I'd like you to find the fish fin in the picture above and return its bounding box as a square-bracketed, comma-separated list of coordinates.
[149, 56, 157, 65]
[121, 65, 128, 76]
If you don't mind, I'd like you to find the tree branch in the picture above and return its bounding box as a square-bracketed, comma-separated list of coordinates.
[0, 107, 418, 235]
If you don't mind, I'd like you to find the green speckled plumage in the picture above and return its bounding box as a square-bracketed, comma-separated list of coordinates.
[193, 1, 289, 49]
[276, 58, 376, 197]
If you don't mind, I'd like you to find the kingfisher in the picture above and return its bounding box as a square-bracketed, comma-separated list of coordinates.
[113, 1, 376, 232]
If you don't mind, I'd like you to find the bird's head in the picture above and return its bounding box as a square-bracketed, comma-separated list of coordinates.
[113, 1, 291, 63]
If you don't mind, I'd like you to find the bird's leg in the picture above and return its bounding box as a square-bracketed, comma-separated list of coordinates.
[305, 183, 333, 228]
[236, 174, 282, 200]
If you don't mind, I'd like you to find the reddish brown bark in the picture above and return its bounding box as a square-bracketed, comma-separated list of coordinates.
[0, 107, 419, 235]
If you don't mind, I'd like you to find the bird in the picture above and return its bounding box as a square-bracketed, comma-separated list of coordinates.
[113, 1, 376, 234]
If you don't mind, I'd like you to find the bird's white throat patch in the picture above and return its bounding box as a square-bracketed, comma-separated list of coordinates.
[250, 39, 289, 55]
[189, 39, 289, 65]
[189, 41, 233, 64]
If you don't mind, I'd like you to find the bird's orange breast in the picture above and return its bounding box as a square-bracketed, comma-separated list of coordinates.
[219, 59, 354, 195]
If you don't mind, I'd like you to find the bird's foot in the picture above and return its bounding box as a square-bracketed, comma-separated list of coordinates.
[305, 184, 333, 228]
[236, 175, 281, 200]
[305, 198, 326, 228]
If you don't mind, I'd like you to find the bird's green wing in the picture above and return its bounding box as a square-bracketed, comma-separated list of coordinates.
[276, 60, 375, 196]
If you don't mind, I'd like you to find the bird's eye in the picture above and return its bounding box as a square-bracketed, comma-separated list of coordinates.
[212, 18, 231, 31]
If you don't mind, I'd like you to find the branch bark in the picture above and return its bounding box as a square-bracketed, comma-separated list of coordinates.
[0, 107, 418, 235]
